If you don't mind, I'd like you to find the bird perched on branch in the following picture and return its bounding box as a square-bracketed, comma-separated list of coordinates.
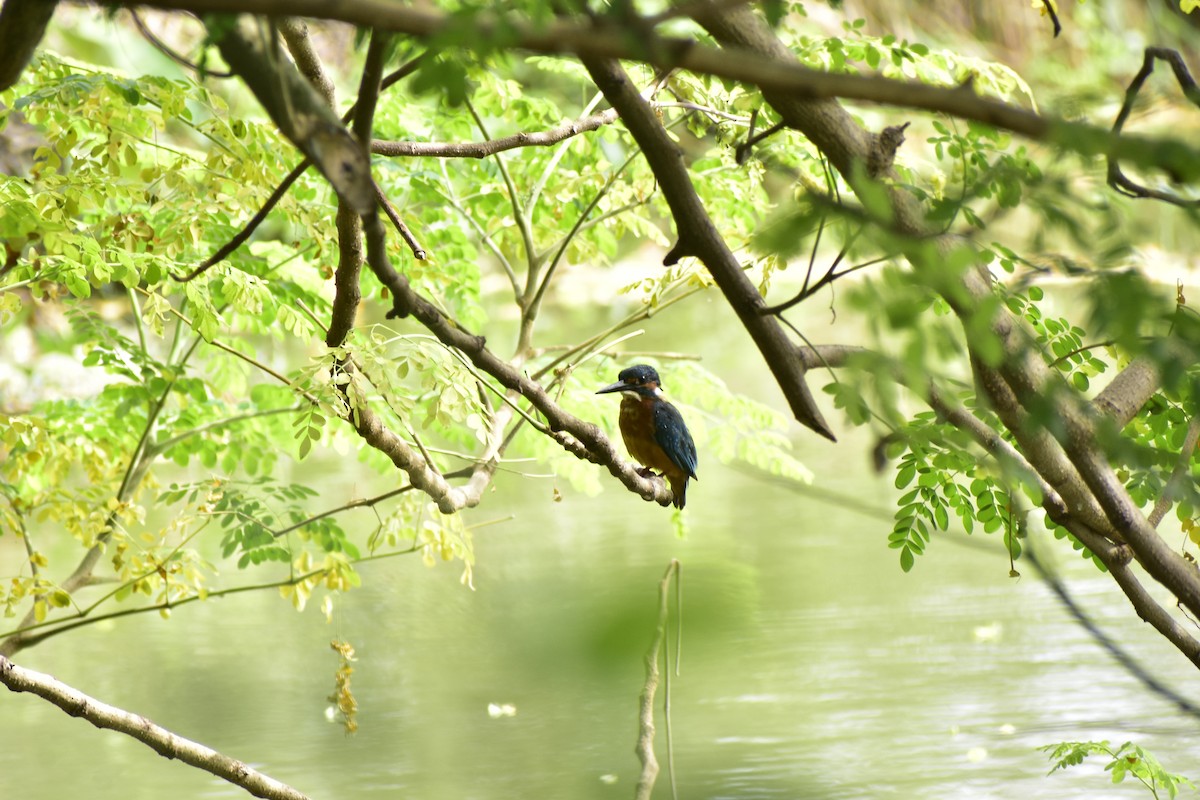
[596, 365, 698, 509]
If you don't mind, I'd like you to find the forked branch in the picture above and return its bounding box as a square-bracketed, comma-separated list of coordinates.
[1108, 47, 1200, 207]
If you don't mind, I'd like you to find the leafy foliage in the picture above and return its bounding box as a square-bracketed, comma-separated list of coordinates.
[0, 34, 817, 649]
[2, 4, 1200, 799]
[1043, 740, 1196, 799]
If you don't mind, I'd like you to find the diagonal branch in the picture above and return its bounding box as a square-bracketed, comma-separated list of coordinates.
[0, 654, 311, 800]
[207, 15, 374, 214]
[279, 17, 334, 106]
[581, 55, 836, 440]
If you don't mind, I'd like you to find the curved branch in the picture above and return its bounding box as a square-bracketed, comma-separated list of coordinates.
[173, 160, 309, 282]
[132, 10, 233, 78]
[1108, 48, 1200, 207]
[0, 654, 311, 800]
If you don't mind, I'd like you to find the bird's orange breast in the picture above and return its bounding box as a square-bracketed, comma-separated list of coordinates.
[618, 395, 677, 475]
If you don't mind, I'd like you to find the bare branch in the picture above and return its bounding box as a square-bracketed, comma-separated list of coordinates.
[132, 10, 233, 78]
[278, 17, 334, 106]
[375, 183, 428, 261]
[1108, 48, 1200, 207]
[372, 108, 620, 159]
[0, 654, 312, 800]
[634, 560, 679, 800]
[465, 98, 538, 289]
[174, 160, 308, 282]
[339, 364, 499, 513]
[325, 202, 364, 347]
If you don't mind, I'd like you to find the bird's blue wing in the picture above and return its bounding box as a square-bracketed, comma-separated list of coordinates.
[653, 401, 698, 479]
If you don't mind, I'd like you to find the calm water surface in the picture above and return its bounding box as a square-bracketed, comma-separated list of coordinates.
[4, 448, 1198, 800]
[3, 302, 1199, 799]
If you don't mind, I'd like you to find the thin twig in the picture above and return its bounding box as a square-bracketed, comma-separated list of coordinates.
[1108, 48, 1200, 207]
[130, 9, 233, 77]
[375, 182, 428, 260]
[735, 119, 785, 165]
[372, 108, 620, 159]
[465, 98, 538, 281]
[634, 560, 680, 800]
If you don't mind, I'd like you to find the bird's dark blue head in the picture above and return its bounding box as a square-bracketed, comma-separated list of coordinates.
[596, 364, 662, 397]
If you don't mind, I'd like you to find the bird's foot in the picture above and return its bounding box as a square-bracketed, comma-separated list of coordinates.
[635, 467, 656, 479]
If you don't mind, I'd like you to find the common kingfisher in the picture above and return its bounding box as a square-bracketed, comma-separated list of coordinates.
[596, 365, 698, 509]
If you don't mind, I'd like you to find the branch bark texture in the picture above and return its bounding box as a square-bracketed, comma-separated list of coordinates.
[582, 55, 835, 440]
[0, 655, 311, 800]
[0, 0, 57, 91]
[89, 0, 1200, 182]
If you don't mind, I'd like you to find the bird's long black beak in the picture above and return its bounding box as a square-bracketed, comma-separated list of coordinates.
[595, 381, 628, 395]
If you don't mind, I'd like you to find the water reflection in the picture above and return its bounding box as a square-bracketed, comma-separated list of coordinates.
[6, 444, 1199, 799]
[4, 304, 1200, 799]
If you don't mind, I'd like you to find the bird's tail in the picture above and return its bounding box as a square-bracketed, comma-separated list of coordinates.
[670, 476, 688, 509]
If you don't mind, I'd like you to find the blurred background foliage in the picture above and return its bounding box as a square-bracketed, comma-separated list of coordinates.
[2, 1, 1200, 797]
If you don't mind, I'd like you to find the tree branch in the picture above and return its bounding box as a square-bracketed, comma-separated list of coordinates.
[0, 654, 312, 800]
[278, 17, 334, 106]
[0, 0, 58, 91]
[1108, 47, 1200, 207]
[374, 182, 427, 261]
[581, 55, 836, 440]
[372, 108, 619, 159]
[98, 0, 1200, 183]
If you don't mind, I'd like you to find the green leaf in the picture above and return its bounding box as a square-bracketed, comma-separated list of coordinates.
[895, 463, 917, 489]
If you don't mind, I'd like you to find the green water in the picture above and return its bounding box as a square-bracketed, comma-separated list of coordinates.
[3, 440, 1198, 799]
[3, 300, 1199, 799]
